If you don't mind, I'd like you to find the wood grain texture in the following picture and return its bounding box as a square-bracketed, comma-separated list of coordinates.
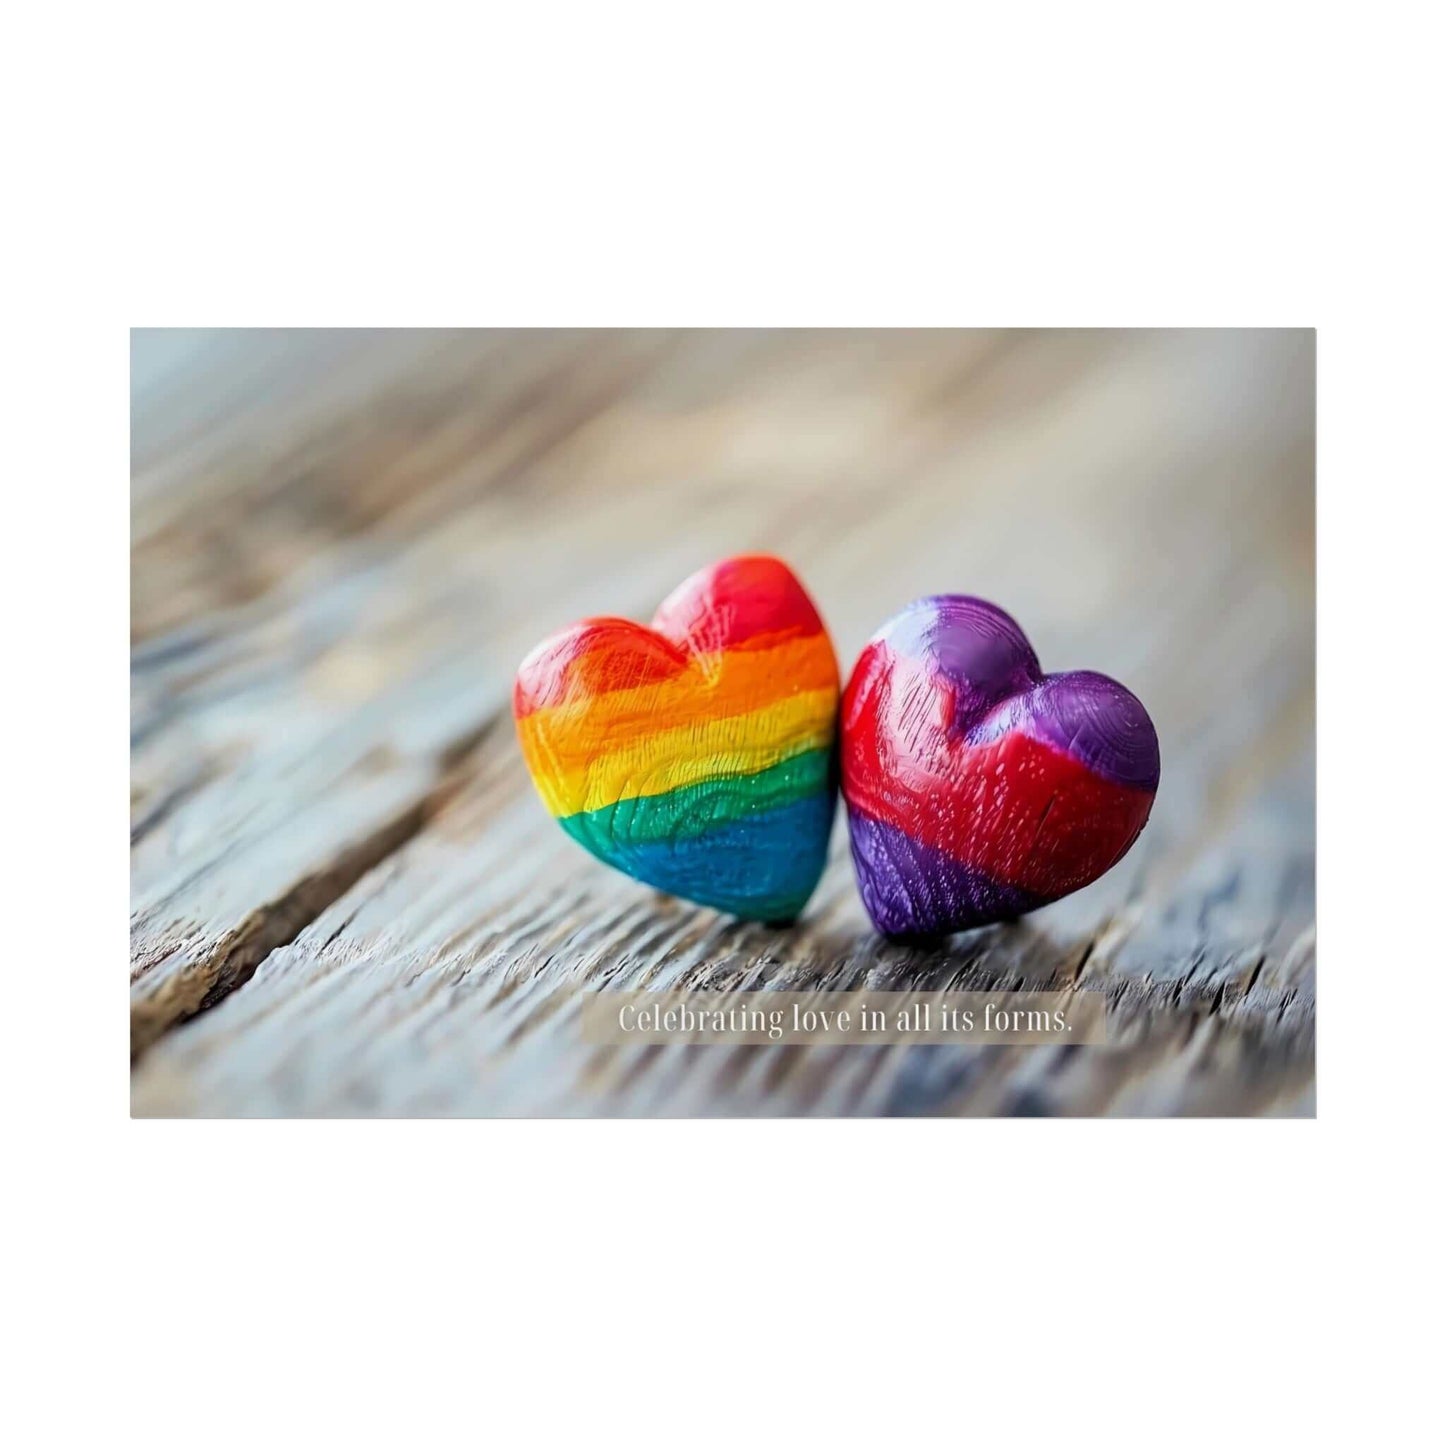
[130, 328, 1315, 1115]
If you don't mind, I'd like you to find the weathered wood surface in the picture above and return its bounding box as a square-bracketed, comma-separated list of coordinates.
[131, 328, 1315, 1116]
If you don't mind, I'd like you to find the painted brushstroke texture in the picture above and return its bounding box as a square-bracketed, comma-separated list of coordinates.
[842, 596, 1159, 938]
[516, 556, 839, 922]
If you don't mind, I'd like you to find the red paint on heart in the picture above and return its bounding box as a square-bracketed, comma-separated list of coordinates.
[842, 599, 1159, 935]
[845, 676, 1152, 896]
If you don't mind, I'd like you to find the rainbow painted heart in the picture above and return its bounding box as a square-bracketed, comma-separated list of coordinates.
[514, 556, 840, 922]
[842, 596, 1159, 938]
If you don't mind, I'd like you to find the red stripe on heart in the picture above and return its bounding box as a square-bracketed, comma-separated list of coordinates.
[843, 642, 1153, 897]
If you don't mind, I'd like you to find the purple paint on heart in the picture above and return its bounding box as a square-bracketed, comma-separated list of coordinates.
[967, 670, 1162, 791]
[887, 595, 1042, 720]
[842, 594, 1160, 937]
[888, 597, 1159, 790]
[846, 811, 1044, 939]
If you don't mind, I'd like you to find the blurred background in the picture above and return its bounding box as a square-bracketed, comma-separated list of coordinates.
[131, 329, 1314, 1116]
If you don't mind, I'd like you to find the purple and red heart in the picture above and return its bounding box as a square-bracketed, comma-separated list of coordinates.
[842, 596, 1159, 938]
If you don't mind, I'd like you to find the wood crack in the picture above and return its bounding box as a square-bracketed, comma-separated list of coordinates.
[129, 710, 503, 1061]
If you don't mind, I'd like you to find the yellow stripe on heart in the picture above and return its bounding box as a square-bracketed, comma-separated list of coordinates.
[519, 686, 837, 818]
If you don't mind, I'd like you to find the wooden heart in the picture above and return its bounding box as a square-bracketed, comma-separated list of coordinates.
[514, 556, 840, 922]
[842, 596, 1159, 938]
